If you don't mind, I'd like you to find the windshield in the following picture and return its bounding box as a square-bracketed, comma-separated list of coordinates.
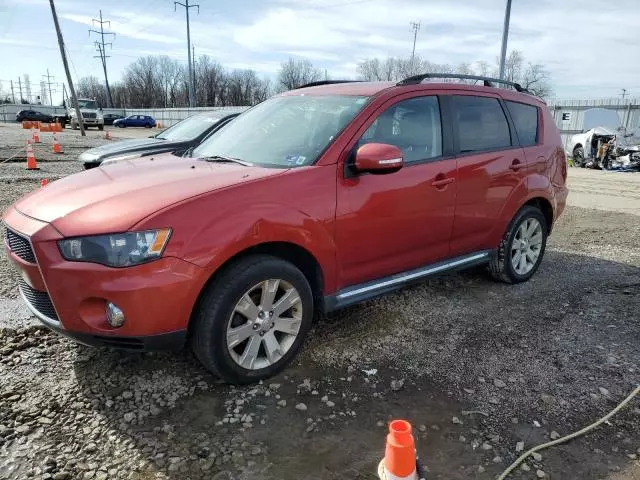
[192, 95, 369, 167]
[156, 114, 224, 141]
[78, 99, 97, 109]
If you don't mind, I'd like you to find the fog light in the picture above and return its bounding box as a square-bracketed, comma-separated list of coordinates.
[106, 302, 125, 327]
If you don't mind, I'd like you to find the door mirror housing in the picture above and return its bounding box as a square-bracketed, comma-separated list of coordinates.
[354, 143, 404, 174]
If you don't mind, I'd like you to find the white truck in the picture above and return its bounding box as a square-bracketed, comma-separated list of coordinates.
[60, 98, 105, 130]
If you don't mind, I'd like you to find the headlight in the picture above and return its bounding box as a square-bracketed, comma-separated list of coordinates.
[58, 229, 171, 267]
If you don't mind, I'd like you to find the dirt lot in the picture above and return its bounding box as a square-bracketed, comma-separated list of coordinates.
[0, 124, 639, 480]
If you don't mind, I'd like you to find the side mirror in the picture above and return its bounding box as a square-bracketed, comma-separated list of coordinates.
[354, 143, 404, 174]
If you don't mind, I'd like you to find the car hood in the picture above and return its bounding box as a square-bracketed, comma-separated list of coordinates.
[13, 154, 286, 236]
[78, 138, 179, 162]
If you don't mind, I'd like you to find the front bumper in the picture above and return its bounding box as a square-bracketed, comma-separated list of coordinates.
[3, 208, 206, 350]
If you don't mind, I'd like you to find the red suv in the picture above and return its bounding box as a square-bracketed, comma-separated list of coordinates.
[3, 74, 568, 383]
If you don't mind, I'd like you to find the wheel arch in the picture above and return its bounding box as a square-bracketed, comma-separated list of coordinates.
[523, 196, 554, 233]
[188, 241, 325, 334]
[572, 143, 583, 153]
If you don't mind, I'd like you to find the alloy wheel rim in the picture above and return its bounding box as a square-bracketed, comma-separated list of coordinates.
[511, 218, 543, 275]
[226, 279, 302, 370]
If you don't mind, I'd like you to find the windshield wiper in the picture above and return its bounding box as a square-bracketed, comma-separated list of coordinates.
[200, 155, 253, 166]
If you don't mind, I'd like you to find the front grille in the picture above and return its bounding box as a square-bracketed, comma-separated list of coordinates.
[18, 278, 59, 321]
[82, 113, 97, 119]
[4, 227, 36, 263]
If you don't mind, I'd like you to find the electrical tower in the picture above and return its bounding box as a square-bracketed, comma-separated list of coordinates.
[24, 74, 32, 103]
[89, 10, 115, 107]
[42, 69, 55, 106]
[410, 21, 421, 66]
[174, 0, 199, 107]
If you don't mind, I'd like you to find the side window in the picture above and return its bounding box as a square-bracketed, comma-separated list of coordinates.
[453, 96, 511, 153]
[505, 100, 539, 147]
[359, 96, 442, 163]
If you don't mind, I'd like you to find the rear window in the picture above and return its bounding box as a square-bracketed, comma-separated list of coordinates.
[452, 96, 511, 153]
[506, 101, 539, 147]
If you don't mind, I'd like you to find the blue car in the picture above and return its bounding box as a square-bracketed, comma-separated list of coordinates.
[113, 115, 157, 128]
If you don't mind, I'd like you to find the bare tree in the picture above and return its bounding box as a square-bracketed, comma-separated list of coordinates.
[520, 63, 552, 99]
[277, 58, 322, 91]
[76, 76, 108, 106]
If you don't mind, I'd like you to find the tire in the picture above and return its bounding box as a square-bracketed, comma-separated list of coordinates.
[191, 255, 314, 384]
[488, 205, 548, 284]
[573, 147, 584, 168]
[98, 124, 104, 131]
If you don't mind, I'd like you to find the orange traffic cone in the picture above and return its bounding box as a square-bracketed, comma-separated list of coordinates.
[26, 142, 39, 170]
[378, 420, 419, 480]
[32, 127, 41, 144]
[40, 179, 49, 187]
[52, 134, 62, 154]
[104, 130, 111, 140]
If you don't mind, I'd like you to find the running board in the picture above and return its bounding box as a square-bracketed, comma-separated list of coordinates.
[324, 250, 492, 312]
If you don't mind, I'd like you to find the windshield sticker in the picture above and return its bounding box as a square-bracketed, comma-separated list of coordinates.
[286, 154, 306, 165]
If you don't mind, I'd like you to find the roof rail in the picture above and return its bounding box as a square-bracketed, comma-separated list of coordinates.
[396, 73, 529, 93]
[295, 80, 363, 89]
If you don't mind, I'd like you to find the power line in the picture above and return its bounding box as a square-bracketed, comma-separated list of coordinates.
[410, 21, 420, 65]
[174, 0, 199, 107]
[89, 9, 115, 107]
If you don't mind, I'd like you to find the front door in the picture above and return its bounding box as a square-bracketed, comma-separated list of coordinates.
[335, 94, 457, 289]
[448, 93, 527, 256]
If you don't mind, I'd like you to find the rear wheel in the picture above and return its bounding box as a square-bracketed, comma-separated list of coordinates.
[191, 255, 314, 384]
[489, 205, 548, 284]
[573, 147, 585, 167]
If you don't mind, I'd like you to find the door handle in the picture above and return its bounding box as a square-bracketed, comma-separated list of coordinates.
[509, 159, 524, 171]
[431, 177, 455, 187]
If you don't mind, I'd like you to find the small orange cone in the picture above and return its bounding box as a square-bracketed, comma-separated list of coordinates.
[40, 179, 49, 187]
[104, 130, 112, 140]
[26, 142, 39, 170]
[32, 127, 41, 144]
[378, 420, 419, 480]
[52, 134, 62, 154]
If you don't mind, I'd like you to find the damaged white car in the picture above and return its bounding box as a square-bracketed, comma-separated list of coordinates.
[568, 127, 615, 168]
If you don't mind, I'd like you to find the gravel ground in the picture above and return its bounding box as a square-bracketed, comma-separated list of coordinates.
[0, 138, 639, 480]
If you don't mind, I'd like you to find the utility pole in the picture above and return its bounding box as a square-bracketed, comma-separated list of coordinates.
[192, 44, 196, 101]
[498, 0, 512, 80]
[42, 69, 55, 106]
[410, 21, 420, 66]
[49, 0, 85, 136]
[89, 9, 115, 107]
[10, 80, 16, 104]
[620, 88, 628, 100]
[17, 77, 24, 103]
[174, 0, 199, 107]
[62, 83, 67, 106]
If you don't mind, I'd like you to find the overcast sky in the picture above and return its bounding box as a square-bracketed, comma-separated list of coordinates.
[1, 0, 639, 104]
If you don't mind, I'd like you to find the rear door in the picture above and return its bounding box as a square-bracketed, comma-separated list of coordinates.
[335, 93, 457, 288]
[448, 93, 527, 256]
[504, 100, 545, 176]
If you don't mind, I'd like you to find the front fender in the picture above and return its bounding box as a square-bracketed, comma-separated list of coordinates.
[135, 165, 338, 292]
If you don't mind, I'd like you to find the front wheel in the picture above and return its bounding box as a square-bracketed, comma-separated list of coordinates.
[488, 206, 548, 284]
[98, 124, 104, 131]
[191, 255, 314, 384]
